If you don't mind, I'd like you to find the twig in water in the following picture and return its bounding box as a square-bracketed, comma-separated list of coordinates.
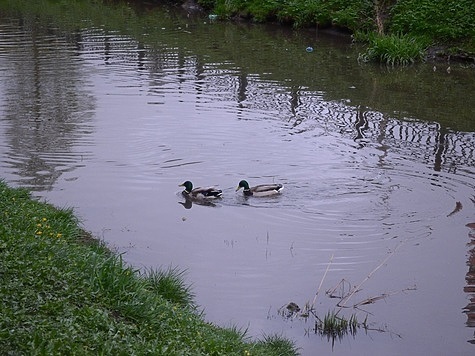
[302, 254, 334, 315]
[354, 285, 417, 309]
[354, 293, 390, 307]
[326, 279, 353, 299]
[337, 241, 403, 311]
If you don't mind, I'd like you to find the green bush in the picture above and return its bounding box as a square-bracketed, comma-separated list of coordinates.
[272, 0, 320, 27]
[390, 0, 475, 40]
[199, 0, 475, 46]
[311, 0, 373, 31]
[202, 0, 374, 30]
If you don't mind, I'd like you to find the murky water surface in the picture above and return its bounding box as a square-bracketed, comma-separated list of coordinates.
[1, 5, 475, 355]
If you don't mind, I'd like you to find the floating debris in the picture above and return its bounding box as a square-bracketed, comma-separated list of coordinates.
[447, 201, 463, 217]
[286, 302, 300, 313]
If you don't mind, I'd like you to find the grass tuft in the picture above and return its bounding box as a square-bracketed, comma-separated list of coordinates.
[359, 32, 432, 65]
[316, 310, 359, 338]
[143, 266, 196, 308]
[256, 333, 298, 355]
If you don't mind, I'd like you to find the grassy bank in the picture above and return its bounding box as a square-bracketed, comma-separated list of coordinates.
[0, 180, 296, 355]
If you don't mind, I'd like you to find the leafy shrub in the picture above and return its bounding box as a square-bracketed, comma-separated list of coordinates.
[390, 0, 475, 40]
[247, 0, 282, 22]
[201, 0, 374, 30]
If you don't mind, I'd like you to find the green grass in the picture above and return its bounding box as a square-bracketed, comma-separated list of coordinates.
[315, 310, 360, 338]
[390, 0, 475, 40]
[201, 0, 374, 30]
[0, 180, 297, 355]
[358, 32, 432, 66]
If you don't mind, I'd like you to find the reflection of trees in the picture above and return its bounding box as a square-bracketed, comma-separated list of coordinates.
[6, 3, 468, 183]
[465, 227, 475, 344]
[1, 17, 95, 191]
[65, 3, 470, 175]
[183, 68, 475, 172]
[69, 14, 475, 176]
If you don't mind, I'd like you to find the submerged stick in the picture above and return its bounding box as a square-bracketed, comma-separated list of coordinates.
[327, 279, 352, 299]
[307, 254, 334, 311]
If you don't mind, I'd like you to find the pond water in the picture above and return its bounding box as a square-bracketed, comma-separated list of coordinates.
[1, 4, 475, 355]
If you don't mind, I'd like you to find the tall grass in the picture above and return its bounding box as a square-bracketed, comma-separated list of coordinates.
[315, 310, 360, 339]
[359, 32, 431, 65]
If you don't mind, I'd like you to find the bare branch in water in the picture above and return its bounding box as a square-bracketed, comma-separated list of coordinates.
[337, 241, 404, 311]
[301, 254, 334, 316]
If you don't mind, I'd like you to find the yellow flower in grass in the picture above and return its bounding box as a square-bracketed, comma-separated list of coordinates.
[56, 233, 62, 238]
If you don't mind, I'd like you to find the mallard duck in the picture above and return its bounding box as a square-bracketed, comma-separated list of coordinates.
[236, 180, 283, 197]
[179, 181, 222, 199]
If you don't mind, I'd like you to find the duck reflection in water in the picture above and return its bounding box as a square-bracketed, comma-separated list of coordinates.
[178, 196, 219, 209]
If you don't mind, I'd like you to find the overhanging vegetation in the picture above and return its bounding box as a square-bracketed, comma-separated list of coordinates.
[193, 0, 475, 65]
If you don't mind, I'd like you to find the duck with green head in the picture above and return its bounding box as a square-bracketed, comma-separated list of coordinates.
[236, 180, 283, 197]
[179, 181, 222, 199]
